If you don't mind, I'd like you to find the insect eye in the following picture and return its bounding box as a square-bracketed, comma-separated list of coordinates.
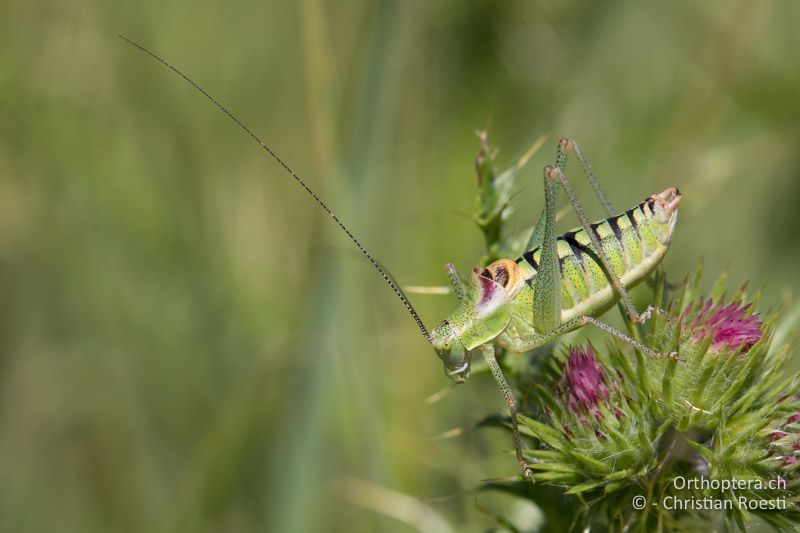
[481, 265, 509, 287]
[493, 265, 509, 288]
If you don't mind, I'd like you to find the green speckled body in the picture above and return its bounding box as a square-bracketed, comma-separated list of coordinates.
[498, 197, 676, 350]
[430, 193, 679, 362]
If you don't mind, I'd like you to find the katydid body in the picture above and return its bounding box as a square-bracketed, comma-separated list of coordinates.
[431, 183, 681, 376]
[122, 37, 682, 482]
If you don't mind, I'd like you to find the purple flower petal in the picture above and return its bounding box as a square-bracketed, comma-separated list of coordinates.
[770, 431, 789, 442]
[785, 413, 800, 425]
[685, 299, 762, 353]
[561, 346, 610, 418]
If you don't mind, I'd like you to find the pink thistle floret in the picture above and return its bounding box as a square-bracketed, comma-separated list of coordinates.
[685, 299, 762, 353]
[770, 431, 789, 442]
[561, 346, 609, 419]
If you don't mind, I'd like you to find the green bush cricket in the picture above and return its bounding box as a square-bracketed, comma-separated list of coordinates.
[121, 36, 682, 481]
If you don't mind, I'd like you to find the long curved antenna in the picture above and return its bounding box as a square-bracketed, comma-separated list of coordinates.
[120, 35, 431, 341]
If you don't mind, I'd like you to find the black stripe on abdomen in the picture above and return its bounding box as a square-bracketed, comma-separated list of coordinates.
[625, 207, 640, 236]
[560, 231, 585, 268]
[522, 249, 539, 270]
[607, 215, 624, 244]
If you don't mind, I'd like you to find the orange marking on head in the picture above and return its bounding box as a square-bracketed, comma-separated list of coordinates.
[484, 259, 525, 295]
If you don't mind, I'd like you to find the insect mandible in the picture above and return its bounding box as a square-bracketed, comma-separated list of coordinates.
[121, 36, 682, 481]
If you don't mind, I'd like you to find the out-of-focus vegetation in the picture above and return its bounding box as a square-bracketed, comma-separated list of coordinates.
[1, 1, 799, 531]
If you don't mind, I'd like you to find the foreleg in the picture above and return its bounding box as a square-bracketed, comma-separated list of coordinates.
[445, 263, 466, 303]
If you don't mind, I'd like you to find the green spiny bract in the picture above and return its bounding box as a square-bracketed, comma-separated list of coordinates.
[473, 129, 535, 263]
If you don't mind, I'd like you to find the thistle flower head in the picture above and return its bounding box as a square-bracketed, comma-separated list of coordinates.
[560, 346, 609, 418]
[684, 299, 762, 352]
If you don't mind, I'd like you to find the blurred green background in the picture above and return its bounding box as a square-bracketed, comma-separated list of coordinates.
[2, 0, 800, 531]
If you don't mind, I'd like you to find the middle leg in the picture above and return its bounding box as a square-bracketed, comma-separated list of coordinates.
[508, 314, 676, 359]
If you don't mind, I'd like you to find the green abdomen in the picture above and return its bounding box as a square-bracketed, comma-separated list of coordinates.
[514, 202, 673, 321]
